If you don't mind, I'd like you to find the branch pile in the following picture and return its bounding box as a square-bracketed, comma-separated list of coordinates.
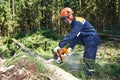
[0, 58, 50, 80]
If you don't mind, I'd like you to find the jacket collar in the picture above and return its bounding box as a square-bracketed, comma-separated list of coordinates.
[71, 16, 76, 26]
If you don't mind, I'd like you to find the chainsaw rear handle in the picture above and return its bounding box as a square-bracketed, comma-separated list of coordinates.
[52, 49, 58, 60]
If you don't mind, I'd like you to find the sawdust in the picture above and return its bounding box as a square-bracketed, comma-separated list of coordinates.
[65, 53, 81, 70]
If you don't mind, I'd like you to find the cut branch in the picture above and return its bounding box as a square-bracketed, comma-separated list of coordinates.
[12, 38, 80, 80]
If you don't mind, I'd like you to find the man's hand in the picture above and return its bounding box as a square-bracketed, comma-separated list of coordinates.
[67, 47, 73, 56]
[53, 46, 60, 52]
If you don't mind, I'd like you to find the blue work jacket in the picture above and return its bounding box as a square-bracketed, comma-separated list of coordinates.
[59, 16, 101, 49]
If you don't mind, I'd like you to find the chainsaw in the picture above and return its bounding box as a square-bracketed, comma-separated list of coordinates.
[48, 48, 70, 63]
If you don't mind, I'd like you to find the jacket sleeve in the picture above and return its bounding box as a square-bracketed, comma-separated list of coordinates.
[58, 23, 83, 48]
[69, 37, 79, 49]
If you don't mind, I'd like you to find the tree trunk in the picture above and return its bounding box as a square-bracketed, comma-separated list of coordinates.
[52, 0, 54, 31]
[42, 0, 45, 27]
[79, 0, 81, 14]
[12, 39, 80, 80]
[8, 0, 10, 15]
[118, 0, 120, 28]
[12, 0, 15, 19]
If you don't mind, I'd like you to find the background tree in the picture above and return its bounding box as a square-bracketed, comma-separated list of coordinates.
[0, 0, 119, 36]
[118, 0, 120, 28]
[52, 0, 54, 31]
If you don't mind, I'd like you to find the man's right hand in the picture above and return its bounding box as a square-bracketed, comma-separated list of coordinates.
[53, 46, 60, 52]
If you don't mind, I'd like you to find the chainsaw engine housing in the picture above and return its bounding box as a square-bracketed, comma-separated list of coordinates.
[52, 48, 68, 62]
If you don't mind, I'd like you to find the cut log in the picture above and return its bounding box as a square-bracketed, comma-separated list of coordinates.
[12, 39, 80, 80]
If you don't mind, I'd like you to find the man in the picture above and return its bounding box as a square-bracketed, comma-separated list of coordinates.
[54, 7, 101, 76]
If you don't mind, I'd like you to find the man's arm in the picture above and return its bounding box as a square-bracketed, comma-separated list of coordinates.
[58, 23, 83, 48]
[69, 37, 79, 49]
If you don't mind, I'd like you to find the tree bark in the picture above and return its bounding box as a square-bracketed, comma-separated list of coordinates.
[42, 0, 46, 28]
[8, 0, 10, 15]
[12, 0, 15, 19]
[118, 0, 120, 28]
[12, 39, 80, 80]
[79, 0, 81, 14]
[52, 0, 54, 31]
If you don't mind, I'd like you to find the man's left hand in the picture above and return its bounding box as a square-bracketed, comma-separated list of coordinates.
[67, 47, 73, 56]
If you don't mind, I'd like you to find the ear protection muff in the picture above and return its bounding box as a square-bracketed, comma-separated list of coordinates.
[68, 14, 73, 21]
[66, 11, 73, 21]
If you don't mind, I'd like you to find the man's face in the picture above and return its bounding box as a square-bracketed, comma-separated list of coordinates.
[61, 16, 70, 25]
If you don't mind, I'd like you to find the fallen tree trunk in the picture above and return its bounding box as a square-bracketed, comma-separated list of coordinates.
[99, 33, 120, 38]
[99, 33, 120, 42]
[12, 39, 80, 80]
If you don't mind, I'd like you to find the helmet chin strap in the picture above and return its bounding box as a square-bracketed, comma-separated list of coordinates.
[68, 18, 72, 24]
[66, 18, 72, 25]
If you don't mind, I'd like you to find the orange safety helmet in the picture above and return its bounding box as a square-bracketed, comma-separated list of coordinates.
[61, 7, 74, 21]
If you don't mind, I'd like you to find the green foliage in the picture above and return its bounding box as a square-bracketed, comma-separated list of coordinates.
[99, 26, 120, 35]
[40, 27, 63, 40]
[94, 63, 120, 79]
[0, 26, 120, 80]
[0, 37, 17, 57]
[79, 60, 87, 80]
[18, 0, 42, 31]
[0, 0, 42, 36]
[0, 0, 19, 36]
[81, 0, 118, 30]
[95, 40, 120, 80]
[9, 28, 62, 59]
[0, 0, 119, 36]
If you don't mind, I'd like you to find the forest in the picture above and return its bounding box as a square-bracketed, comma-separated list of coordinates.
[0, 0, 120, 80]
